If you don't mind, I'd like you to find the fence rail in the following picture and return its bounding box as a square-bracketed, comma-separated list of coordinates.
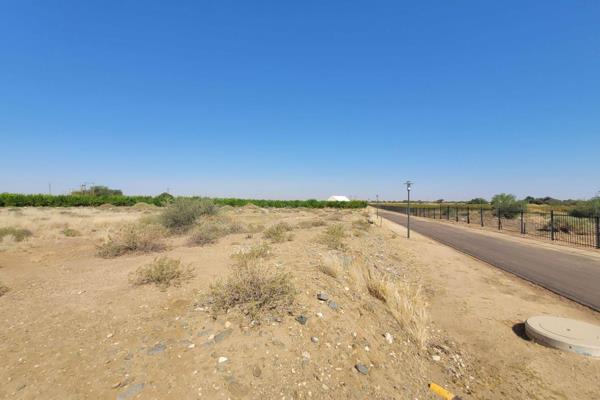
[373, 204, 600, 249]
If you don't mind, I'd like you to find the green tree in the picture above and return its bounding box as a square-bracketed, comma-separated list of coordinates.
[491, 193, 525, 219]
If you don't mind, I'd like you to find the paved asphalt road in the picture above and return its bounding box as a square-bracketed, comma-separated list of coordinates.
[379, 209, 600, 312]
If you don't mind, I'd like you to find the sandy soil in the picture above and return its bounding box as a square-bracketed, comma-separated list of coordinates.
[0, 206, 599, 399]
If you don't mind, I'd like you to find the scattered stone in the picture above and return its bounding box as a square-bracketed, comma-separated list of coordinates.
[213, 329, 233, 343]
[302, 351, 311, 359]
[224, 321, 232, 328]
[188, 343, 196, 349]
[384, 332, 394, 344]
[355, 364, 369, 375]
[311, 336, 319, 343]
[218, 356, 228, 363]
[117, 383, 144, 400]
[295, 315, 308, 325]
[252, 365, 262, 378]
[317, 292, 329, 301]
[316, 312, 323, 318]
[147, 343, 166, 355]
[432, 355, 441, 362]
[327, 301, 339, 310]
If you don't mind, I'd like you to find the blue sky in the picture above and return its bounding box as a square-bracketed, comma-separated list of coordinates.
[1, 1, 599, 200]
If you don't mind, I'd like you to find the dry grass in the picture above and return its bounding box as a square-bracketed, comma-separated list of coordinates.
[352, 219, 371, 231]
[0, 282, 9, 297]
[357, 262, 429, 348]
[263, 222, 294, 243]
[187, 216, 244, 246]
[298, 219, 327, 229]
[317, 251, 351, 278]
[0, 227, 33, 242]
[131, 256, 192, 288]
[232, 242, 272, 267]
[97, 223, 166, 258]
[208, 263, 295, 320]
[319, 223, 346, 250]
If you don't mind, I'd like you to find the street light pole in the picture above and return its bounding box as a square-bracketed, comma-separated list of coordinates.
[376, 194, 379, 219]
[405, 181, 412, 238]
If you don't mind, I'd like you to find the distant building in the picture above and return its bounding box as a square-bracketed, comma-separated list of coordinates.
[327, 195, 350, 202]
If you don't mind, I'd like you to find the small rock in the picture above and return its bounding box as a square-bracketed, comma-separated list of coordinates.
[295, 315, 308, 325]
[218, 356, 228, 363]
[384, 332, 394, 344]
[252, 365, 262, 378]
[327, 301, 339, 310]
[117, 383, 144, 400]
[311, 336, 319, 343]
[302, 351, 311, 359]
[147, 343, 166, 355]
[213, 329, 233, 343]
[224, 321, 232, 328]
[317, 292, 329, 301]
[316, 312, 323, 318]
[188, 343, 196, 349]
[355, 364, 369, 375]
[432, 355, 441, 362]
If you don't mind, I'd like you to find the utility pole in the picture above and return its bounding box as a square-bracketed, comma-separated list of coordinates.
[48, 183, 51, 195]
[376, 194, 379, 218]
[405, 181, 412, 238]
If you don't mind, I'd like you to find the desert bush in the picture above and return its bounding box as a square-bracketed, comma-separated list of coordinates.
[188, 216, 244, 246]
[208, 263, 295, 320]
[317, 252, 347, 278]
[97, 223, 166, 258]
[0, 282, 9, 297]
[131, 256, 191, 288]
[319, 223, 346, 250]
[540, 216, 593, 234]
[298, 219, 327, 229]
[569, 197, 600, 218]
[245, 223, 266, 233]
[0, 227, 32, 242]
[232, 243, 272, 267]
[491, 193, 526, 219]
[352, 219, 370, 231]
[363, 266, 389, 301]
[62, 228, 81, 237]
[263, 222, 294, 243]
[159, 198, 217, 233]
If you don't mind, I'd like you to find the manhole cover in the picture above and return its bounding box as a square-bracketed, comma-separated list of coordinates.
[525, 316, 600, 357]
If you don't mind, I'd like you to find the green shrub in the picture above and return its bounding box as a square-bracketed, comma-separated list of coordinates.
[491, 193, 525, 219]
[62, 228, 81, 237]
[0, 227, 33, 242]
[97, 224, 166, 258]
[263, 222, 294, 243]
[159, 198, 217, 233]
[131, 257, 191, 288]
[569, 197, 600, 218]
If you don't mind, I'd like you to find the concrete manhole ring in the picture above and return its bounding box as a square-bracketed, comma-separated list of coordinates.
[525, 315, 600, 357]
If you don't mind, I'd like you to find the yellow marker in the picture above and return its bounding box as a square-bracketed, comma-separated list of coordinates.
[428, 382, 462, 400]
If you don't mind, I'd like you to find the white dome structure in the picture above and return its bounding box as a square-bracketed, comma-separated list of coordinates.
[327, 195, 350, 202]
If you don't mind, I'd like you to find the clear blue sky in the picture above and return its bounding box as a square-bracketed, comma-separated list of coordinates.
[1, 1, 599, 201]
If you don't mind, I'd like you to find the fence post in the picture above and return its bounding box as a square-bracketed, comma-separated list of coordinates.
[480, 207, 484, 227]
[447, 206, 450, 220]
[434, 208, 436, 219]
[550, 210, 555, 241]
[520, 211, 524, 234]
[498, 211, 501, 230]
[595, 216, 599, 249]
[467, 207, 470, 224]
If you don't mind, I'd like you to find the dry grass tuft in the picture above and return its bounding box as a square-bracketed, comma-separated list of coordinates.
[363, 265, 389, 301]
[319, 223, 346, 250]
[232, 242, 272, 267]
[131, 256, 192, 288]
[208, 263, 295, 320]
[0, 227, 32, 242]
[317, 251, 351, 278]
[352, 219, 371, 231]
[97, 223, 166, 258]
[263, 222, 294, 243]
[188, 216, 244, 246]
[0, 282, 9, 297]
[62, 228, 81, 237]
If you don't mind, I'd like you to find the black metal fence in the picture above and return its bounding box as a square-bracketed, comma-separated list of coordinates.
[374, 204, 600, 249]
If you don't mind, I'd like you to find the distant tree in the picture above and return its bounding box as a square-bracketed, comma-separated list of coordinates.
[435, 199, 444, 203]
[71, 185, 122, 196]
[523, 196, 535, 203]
[467, 198, 488, 205]
[569, 196, 600, 217]
[491, 193, 525, 219]
[156, 192, 174, 205]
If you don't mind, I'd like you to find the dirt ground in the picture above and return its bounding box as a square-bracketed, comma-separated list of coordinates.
[0, 205, 599, 399]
